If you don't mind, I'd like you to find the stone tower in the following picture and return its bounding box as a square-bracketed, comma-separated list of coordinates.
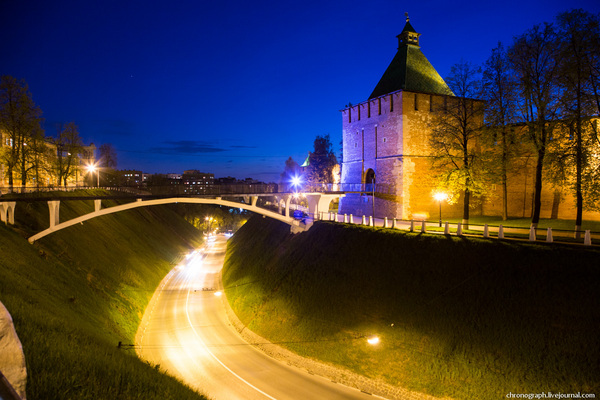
[339, 15, 456, 219]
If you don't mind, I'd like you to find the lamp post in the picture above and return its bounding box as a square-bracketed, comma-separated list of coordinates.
[433, 192, 448, 227]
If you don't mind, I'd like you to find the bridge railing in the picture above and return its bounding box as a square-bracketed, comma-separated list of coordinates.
[145, 184, 278, 196]
[0, 185, 151, 197]
[1, 182, 395, 197]
[280, 182, 395, 195]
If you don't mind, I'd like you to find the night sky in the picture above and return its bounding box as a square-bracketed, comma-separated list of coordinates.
[2, 0, 599, 183]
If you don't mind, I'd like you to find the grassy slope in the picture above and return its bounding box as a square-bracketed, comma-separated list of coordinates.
[0, 191, 208, 400]
[223, 215, 600, 400]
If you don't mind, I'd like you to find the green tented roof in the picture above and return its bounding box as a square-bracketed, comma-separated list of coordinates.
[402, 20, 417, 33]
[301, 153, 310, 167]
[369, 22, 454, 99]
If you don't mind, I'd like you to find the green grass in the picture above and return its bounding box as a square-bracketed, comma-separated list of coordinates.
[0, 191, 208, 399]
[223, 215, 600, 400]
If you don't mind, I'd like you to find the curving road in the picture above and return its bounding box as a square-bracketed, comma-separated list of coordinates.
[135, 234, 376, 400]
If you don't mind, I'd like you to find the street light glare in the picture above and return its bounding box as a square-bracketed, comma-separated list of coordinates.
[291, 175, 301, 187]
[367, 335, 380, 345]
[433, 192, 448, 202]
[87, 164, 96, 173]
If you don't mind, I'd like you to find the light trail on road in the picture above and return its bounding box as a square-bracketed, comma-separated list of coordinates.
[136, 234, 378, 400]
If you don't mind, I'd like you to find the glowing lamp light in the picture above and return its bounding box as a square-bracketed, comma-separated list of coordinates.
[291, 175, 302, 188]
[433, 192, 448, 227]
[367, 335, 380, 345]
[214, 291, 222, 297]
[433, 192, 448, 202]
[86, 164, 96, 173]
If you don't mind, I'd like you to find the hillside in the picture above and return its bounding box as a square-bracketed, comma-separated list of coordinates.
[0, 192, 208, 399]
[223, 215, 600, 400]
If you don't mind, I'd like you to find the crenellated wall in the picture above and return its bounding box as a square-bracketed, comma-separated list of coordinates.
[340, 90, 600, 222]
[339, 90, 466, 220]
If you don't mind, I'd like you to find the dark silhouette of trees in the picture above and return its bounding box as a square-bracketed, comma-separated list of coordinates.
[280, 156, 300, 187]
[307, 134, 338, 184]
[554, 9, 600, 234]
[98, 143, 117, 168]
[508, 23, 562, 229]
[482, 44, 523, 220]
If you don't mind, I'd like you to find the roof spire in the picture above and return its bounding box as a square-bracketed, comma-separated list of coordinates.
[397, 14, 420, 48]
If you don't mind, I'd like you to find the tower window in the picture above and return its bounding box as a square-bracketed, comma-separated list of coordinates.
[358, 105, 361, 121]
[390, 95, 394, 112]
[368, 102, 371, 118]
[378, 98, 381, 115]
[383, 137, 387, 143]
[430, 95, 433, 112]
[414, 93, 418, 111]
[348, 108, 352, 123]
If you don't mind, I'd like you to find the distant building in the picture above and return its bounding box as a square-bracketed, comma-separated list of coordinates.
[0, 129, 95, 188]
[117, 170, 144, 186]
[216, 176, 237, 185]
[182, 170, 214, 194]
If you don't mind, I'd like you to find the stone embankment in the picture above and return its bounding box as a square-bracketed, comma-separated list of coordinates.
[0, 301, 26, 399]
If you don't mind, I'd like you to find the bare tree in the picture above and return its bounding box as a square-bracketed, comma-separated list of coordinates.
[280, 156, 300, 188]
[482, 43, 523, 220]
[53, 122, 82, 186]
[429, 61, 486, 228]
[28, 129, 49, 188]
[98, 143, 117, 168]
[508, 23, 561, 229]
[555, 9, 600, 236]
[0, 76, 43, 190]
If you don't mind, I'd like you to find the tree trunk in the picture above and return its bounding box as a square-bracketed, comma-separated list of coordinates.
[531, 147, 545, 229]
[20, 154, 27, 187]
[502, 128, 508, 221]
[502, 176, 508, 221]
[7, 165, 13, 190]
[574, 96, 583, 239]
[462, 187, 470, 229]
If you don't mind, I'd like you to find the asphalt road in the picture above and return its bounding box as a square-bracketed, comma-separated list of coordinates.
[136, 234, 376, 400]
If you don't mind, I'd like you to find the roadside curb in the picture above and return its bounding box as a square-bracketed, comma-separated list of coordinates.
[218, 274, 449, 400]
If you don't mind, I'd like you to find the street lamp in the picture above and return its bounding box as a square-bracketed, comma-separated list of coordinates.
[86, 164, 99, 187]
[291, 175, 302, 189]
[205, 216, 214, 235]
[433, 192, 448, 227]
[366, 335, 380, 345]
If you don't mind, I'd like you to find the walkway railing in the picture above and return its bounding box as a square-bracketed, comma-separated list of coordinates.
[310, 212, 598, 246]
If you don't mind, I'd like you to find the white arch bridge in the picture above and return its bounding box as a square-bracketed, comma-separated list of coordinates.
[0, 191, 345, 243]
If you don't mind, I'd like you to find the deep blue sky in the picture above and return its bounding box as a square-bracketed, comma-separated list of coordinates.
[2, 0, 599, 182]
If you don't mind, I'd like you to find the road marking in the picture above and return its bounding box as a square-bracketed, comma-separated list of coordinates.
[184, 249, 279, 400]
